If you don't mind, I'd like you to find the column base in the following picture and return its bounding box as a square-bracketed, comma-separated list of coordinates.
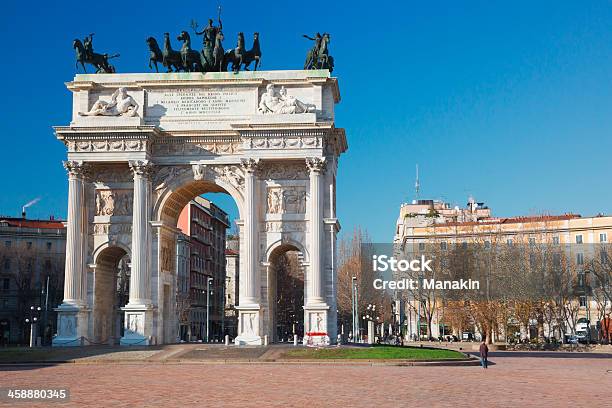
[234, 305, 262, 346]
[303, 304, 330, 346]
[120, 305, 154, 346]
[52, 304, 90, 347]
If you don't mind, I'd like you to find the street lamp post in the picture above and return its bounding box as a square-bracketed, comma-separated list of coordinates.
[206, 277, 213, 343]
[25, 306, 41, 347]
[351, 276, 357, 343]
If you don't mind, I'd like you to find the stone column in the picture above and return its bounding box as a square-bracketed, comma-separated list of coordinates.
[62, 161, 88, 305]
[121, 160, 154, 346]
[302, 158, 330, 346]
[53, 161, 89, 347]
[240, 158, 260, 306]
[234, 158, 262, 345]
[306, 157, 326, 305]
[127, 160, 153, 307]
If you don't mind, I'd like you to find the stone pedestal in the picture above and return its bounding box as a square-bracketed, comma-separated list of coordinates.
[120, 306, 153, 346]
[235, 306, 262, 345]
[52, 305, 89, 347]
[303, 305, 330, 346]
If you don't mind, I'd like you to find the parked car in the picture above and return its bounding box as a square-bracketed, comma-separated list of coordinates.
[564, 334, 579, 344]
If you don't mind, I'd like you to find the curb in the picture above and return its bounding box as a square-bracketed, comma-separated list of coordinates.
[0, 356, 479, 367]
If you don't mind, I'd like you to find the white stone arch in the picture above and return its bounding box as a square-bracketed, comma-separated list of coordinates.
[92, 240, 132, 264]
[265, 238, 309, 264]
[153, 164, 245, 226]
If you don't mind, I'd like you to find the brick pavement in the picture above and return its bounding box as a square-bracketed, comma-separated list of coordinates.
[0, 355, 610, 407]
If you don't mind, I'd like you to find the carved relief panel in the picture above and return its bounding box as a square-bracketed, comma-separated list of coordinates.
[95, 190, 133, 216]
[266, 186, 307, 214]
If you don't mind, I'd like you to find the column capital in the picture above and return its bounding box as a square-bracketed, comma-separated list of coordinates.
[129, 160, 154, 178]
[240, 158, 261, 175]
[306, 157, 327, 174]
[63, 160, 90, 178]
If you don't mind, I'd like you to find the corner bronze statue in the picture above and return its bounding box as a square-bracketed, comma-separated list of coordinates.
[74, 33, 119, 73]
[303, 32, 333, 72]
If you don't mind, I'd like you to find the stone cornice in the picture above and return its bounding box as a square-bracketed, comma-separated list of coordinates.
[64, 70, 339, 100]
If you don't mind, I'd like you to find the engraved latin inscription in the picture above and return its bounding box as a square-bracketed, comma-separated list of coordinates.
[146, 88, 253, 117]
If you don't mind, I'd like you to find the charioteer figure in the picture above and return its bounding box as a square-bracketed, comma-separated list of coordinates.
[195, 17, 223, 46]
[83, 33, 95, 60]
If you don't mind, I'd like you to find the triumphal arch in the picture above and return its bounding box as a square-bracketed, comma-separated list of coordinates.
[52, 70, 347, 346]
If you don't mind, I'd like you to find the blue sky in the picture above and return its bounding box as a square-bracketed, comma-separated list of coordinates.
[2, 1, 611, 241]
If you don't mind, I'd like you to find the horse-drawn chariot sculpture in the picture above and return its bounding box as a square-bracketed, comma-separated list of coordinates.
[144, 12, 261, 73]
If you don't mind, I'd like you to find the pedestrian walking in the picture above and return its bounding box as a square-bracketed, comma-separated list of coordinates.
[479, 339, 489, 369]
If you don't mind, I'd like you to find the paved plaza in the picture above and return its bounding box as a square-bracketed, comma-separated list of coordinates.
[0, 352, 610, 407]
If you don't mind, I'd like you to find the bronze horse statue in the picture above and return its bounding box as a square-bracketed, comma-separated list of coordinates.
[212, 31, 225, 72]
[224, 32, 261, 72]
[223, 32, 245, 72]
[162, 32, 183, 72]
[177, 31, 203, 72]
[242, 32, 261, 71]
[146, 37, 164, 72]
[73, 39, 118, 73]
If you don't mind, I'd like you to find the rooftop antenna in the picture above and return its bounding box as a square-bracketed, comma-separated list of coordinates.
[414, 164, 420, 201]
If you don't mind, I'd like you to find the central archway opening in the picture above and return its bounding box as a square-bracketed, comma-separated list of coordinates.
[157, 178, 241, 343]
[268, 244, 305, 342]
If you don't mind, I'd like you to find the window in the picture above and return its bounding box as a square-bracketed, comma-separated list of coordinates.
[528, 238, 536, 246]
[4, 241, 10, 248]
[2, 278, 9, 290]
[576, 253, 584, 266]
[440, 241, 447, 251]
[577, 272, 585, 288]
[552, 236, 560, 245]
[579, 296, 587, 307]
[506, 238, 513, 246]
[46, 242, 52, 250]
[600, 233, 607, 243]
[26, 242, 32, 249]
[575, 235, 583, 244]
[553, 253, 561, 268]
[3, 259, 10, 270]
[484, 240, 491, 249]
[462, 241, 468, 249]
[529, 254, 536, 269]
[418, 242, 425, 251]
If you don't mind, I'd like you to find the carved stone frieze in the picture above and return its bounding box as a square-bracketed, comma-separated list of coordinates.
[243, 133, 322, 150]
[69, 138, 147, 153]
[259, 162, 308, 180]
[264, 221, 307, 232]
[152, 140, 241, 156]
[91, 165, 133, 183]
[92, 223, 132, 235]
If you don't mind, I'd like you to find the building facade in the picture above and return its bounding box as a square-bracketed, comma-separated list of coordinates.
[177, 197, 229, 341]
[393, 197, 612, 342]
[0, 216, 66, 345]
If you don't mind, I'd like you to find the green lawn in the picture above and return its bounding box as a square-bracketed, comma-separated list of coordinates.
[283, 345, 465, 360]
